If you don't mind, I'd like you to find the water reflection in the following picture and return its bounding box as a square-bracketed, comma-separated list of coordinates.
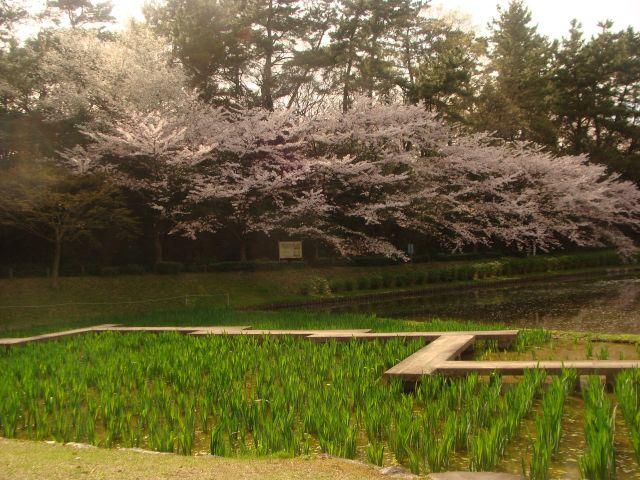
[330, 277, 640, 333]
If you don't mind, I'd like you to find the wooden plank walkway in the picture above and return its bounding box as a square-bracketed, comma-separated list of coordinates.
[0, 324, 119, 347]
[385, 335, 476, 377]
[435, 359, 640, 376]
[97, 326, 251, 334]
[308, 330, 518, 343]
[194, 328, 373, 338]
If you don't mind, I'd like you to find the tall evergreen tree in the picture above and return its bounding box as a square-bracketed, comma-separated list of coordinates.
[145, 0, 252, 105]
[475, 0, 556, 145]
[553, 21, 640, 181]
[395, 11, 484, 123]
[42, 0, 115, 29]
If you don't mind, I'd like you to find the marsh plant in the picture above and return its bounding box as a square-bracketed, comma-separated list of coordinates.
[615, 369, 640, 465]
[528, 369, 577, 480]
[0, 332, 637, 475]
[579, 376, 617, 480]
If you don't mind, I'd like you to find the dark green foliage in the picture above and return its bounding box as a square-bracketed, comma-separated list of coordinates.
[369, 276, 383, 290]
[343, 279, 354, 291]
[209, 261, 306, 272]
[154, 261, 185, 275]
[330, 279, 344, 293]
[412, 271, 426, 285]
[99, 267, 120, 276]
[381, 273, 394, 288]
[357, 277, 371, 290]
[119, 264, 146, 275]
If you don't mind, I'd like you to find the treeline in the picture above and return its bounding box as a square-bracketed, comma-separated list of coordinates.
[0, 0, 639, 283]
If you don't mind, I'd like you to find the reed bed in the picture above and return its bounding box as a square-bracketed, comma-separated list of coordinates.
[579, 376, 617, 480]
[527, 369, 577, 480]
[0, 330, 576, 474]
[468, 370, 545, 472]
[615, 369, 640, 465]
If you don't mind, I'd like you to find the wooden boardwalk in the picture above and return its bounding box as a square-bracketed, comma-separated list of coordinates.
[385, 335, 476, 377]
[1, 325, 638, 381]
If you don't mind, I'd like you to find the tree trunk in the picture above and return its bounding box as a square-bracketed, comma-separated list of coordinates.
[342, 58, 353, 113]
[51, 236, 62, 289]
[153, 230, 163, 264]
[239, 239, 248, 262]
[261, 2, 274, 111]
[262, 49, 274, 110]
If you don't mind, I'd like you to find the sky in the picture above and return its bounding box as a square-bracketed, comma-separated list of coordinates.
[434, 0, 640, 38]
[19, 0, 640, 40]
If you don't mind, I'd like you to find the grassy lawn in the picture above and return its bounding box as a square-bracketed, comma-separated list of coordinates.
[0, 262, 458, 332]
[0, 438, 385, 480]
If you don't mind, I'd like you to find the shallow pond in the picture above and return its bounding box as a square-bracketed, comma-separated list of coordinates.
[329, 276, 640, 333]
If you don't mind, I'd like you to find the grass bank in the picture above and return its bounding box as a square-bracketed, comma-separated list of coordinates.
[0, 438, 385, 480]
[0, 307, 517, 338]
[1, 251, 636, 334]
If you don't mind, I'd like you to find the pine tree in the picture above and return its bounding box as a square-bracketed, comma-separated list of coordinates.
[42, 0, 115, 29]
[475, 0, 556, 145]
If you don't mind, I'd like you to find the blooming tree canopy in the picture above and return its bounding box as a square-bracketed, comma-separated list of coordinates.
[67, 98, 640, 261]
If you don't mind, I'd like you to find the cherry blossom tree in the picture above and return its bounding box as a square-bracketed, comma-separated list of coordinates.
[431, 134, 640, 257]
[40, 24, 191, 124]
[61, 106, 220, 263]
[179, 108, 312, 260]
[65, 97, 640, 263]
[297, 99, 640, 259]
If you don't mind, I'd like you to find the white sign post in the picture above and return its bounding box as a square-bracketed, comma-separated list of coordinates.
[278, 241, 303, 260]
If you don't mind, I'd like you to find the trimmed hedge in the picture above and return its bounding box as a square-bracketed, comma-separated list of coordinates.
[326, 251, 628, 294]
[209, 260, 306, 272]
[120, 264, 146, 275]
[154, 261, 185, 275]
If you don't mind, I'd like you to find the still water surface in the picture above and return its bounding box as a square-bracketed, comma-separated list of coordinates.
[330, 276, 640, 333]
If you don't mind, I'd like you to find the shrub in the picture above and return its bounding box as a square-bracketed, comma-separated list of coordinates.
[381, 273, 394, 288]
[357, 277, 371, 290]
[154, 261, 184, 275]
[440, 268, 456, 282]
[369, 275, 383, 290]
[394, 274, 413, 287]
[343, 279, 354, 291]
[185, 264, 208, 273]
[474, 262, 501, 279]
[412, 271, 426, 285]
[329, 280, 343, 293]
[209, 261, 306, 272]
[455, 266, 474, 281]
[99, 266, 120, 276]
[426, 269, 442, 283]
[120, 264, 146, 275]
